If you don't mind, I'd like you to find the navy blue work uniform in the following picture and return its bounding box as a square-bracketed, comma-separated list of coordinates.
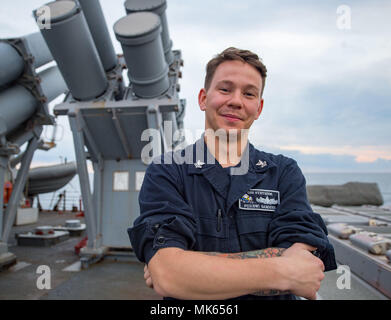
[128, 136, 337, 300]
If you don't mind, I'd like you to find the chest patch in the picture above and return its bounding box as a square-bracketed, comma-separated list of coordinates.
[238, 189, 280, 212]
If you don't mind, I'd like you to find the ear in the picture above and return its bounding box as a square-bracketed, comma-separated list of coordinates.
[255, 99, 264, 120]
[198, 88, 207, 111]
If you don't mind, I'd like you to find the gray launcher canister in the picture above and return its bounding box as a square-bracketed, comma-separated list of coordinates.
[0, 42, 25, 88]
[0, 66, 66, 136]
[24, 32, 53, 69]
[0, 32, 52, 88]
[33, 0, 108, 101]
[78, 0, 117, 71]
[114, 12, 169, 98]
[124, 0, 174, 65]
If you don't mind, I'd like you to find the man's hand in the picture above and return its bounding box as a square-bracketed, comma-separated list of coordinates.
[144, 264, 154, 289]
[279, 243, 325, 300]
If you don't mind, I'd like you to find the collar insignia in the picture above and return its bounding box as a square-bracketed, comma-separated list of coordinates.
[194, 160, 205, 168]
[256, 160, 267, 168]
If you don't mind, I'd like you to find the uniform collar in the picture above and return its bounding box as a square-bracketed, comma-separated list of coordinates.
[186, 135, 216, 175]
[184, 135, 228, 198]
[248, 143, 277, 174]
[187, 135, 277, 176]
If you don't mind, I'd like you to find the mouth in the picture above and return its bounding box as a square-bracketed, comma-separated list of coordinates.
[221, 113, 242, 122]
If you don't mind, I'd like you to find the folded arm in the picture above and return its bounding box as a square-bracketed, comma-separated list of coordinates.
[202, 248, 290, 296]
[147, 243, 324, 300]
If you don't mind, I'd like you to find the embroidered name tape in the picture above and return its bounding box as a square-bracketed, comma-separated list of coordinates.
[239, 189, 280, 212]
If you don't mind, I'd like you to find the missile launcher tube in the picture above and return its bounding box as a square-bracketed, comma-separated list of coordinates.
[0, 66, 66, 135]
[38, 65, 67, 102]
[0, 85, 36, 135]
[24, 32, 53, 68]
[0, 42, 25, 88]
[114, 12, 169, 98]
[0, 32, 53, 88]
[124, 0, 174, 65]
[34, 0, 108, 101]
[78, 0, 117, 71]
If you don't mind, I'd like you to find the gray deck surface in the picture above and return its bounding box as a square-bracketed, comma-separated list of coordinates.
[0, 211, 160, 300]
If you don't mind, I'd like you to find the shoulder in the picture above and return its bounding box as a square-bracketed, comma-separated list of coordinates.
[251, 144, 298, 170]
[250, 145, 305, 186]
[145, 145, 191, 182]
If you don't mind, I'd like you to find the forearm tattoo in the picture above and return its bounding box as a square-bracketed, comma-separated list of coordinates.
[202, 248, 291, 296]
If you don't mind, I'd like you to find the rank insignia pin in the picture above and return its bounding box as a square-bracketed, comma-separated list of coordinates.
[194, 160, 205, 168]
[256, 160, 267, 168]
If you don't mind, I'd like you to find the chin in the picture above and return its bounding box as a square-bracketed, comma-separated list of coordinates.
[212, 127, 247, 138]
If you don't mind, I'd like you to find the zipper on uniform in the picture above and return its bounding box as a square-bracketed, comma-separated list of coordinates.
[216, 209, 222, 232]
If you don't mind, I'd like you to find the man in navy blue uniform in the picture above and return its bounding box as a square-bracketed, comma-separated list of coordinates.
[128, 47, 337, 300]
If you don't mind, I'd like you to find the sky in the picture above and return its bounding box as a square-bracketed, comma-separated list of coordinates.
[1, 0, 391, 172]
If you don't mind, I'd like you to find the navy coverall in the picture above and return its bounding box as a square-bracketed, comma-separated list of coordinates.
[128, 137, 337, 300]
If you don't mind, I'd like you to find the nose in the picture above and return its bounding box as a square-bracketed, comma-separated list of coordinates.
[228, 89, 243, 109]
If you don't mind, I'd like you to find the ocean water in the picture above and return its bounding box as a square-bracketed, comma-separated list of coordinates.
[303, 172, 391, 206]
[36, 172, 391, 210]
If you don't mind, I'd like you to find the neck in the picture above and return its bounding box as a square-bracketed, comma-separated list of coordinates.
[204, 129, 249, 168]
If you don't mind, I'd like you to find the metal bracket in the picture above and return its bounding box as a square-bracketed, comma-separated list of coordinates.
[1, 136, 39, 243]
[68, 110, 97, 249]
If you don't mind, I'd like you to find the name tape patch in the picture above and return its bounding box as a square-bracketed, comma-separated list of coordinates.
[239, 189, 280, 212]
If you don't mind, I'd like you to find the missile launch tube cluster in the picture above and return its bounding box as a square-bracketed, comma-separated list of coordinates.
[0, 31, 66, 137]
[33, 0, 175, 101]
[0, 66, 65, 134]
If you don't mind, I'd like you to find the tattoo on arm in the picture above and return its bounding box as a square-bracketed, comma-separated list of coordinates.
[202, 248, 291, 296]
[203, 247, 286, 259]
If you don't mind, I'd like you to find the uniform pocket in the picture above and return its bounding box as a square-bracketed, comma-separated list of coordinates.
[195, 216, 227, 252]
[236, 214, 270, 250]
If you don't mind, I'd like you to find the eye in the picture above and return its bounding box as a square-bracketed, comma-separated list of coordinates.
[219, 87, 229, 93]
[244, 92, 255, 97]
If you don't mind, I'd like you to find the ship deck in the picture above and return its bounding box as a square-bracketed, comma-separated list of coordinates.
[0, 210, 159, 300]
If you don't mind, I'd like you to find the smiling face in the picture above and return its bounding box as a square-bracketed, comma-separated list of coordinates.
[198, 60, 264, 134]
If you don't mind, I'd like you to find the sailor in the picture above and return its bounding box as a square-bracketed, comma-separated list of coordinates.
[128, 47, 337, 300]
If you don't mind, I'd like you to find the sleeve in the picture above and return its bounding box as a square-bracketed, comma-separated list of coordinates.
[127, 159, 197, 264]
[267, 158, 337, 271]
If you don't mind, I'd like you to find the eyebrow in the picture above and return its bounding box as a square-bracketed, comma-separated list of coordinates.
[216, 80, 260, 92]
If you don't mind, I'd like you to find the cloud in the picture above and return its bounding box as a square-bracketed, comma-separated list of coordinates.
[254, 77, 391, 148]
[262, 146, 391, 173]
[279, 145, 391, 163]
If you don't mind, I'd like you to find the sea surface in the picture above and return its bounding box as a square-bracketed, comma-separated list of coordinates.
[36, 172, 391, 210]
